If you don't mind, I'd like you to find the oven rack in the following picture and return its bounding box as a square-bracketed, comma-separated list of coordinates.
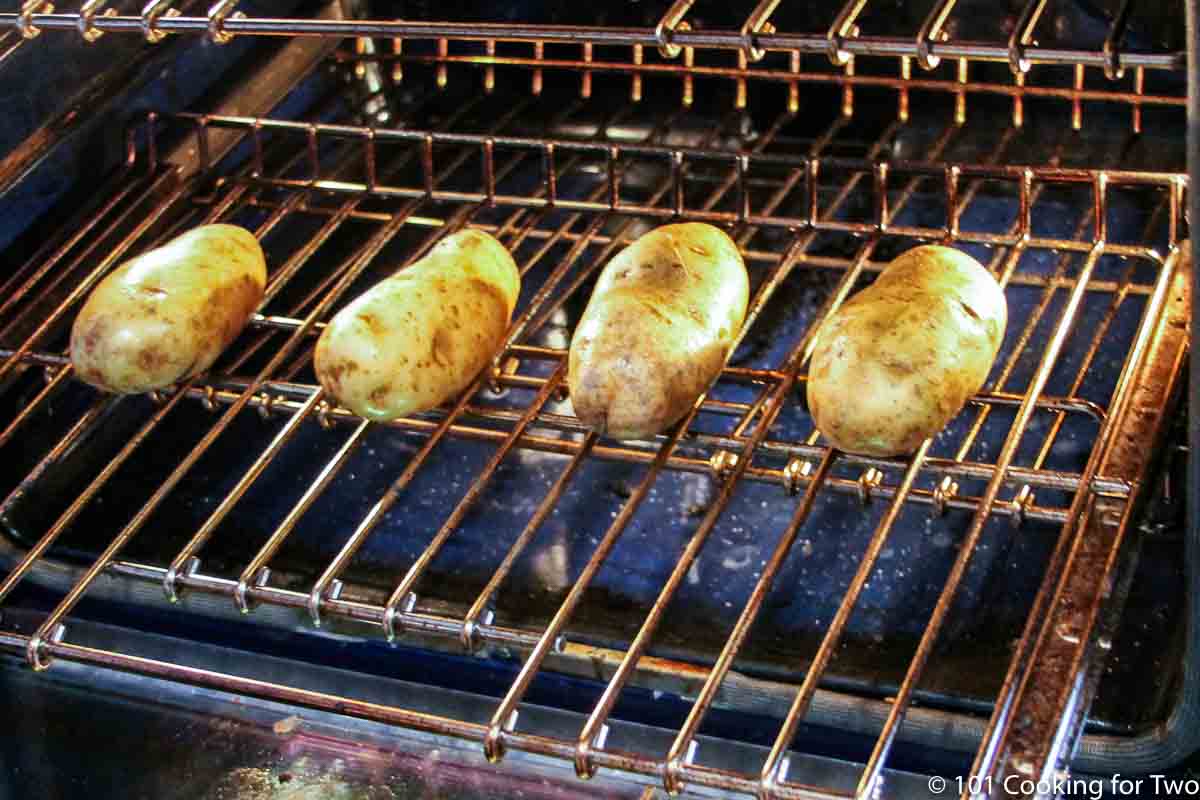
[1, 0, 1185, 72]
[0, 0, 1188, 131]
[0, 87, 1191, 799]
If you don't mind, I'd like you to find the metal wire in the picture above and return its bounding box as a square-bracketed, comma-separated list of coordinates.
[0, 8, 1184, 73]
[0, 45, 1189, 800]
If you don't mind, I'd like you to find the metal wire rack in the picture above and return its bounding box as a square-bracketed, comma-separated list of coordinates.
[0, 37, 1192, 800]
[0, 0, 1183, 69]
[0, 0, 1188, 131]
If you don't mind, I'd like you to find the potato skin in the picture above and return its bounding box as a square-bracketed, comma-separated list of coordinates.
[314, 229, 520, 421]
[806, 245, 1007, 456]
[70, 224, 266, 394]
[568, 223, 749, 440]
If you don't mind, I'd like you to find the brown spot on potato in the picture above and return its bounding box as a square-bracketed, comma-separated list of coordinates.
[880, 354, 915, 377]
[175, 353, 202, 383]
[431, 328, 454, 367]
[464, 278, 510, 320]
[320, 360, 358, 396]
[76, 364, 106, 388]
[138, 347, 169, 372]
[229, 234, 260, 256]
[358, 313, 386, 335]
[986, 318, 1001, 345]
[202, 276, 262, 351]
[76, 315, 111, 357]
[638, 300, 671, 326]
[141, 286, 168, 299]
[370, 384, 392, 406]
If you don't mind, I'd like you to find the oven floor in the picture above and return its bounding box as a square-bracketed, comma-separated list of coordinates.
[4, 648, 1199, 800]
[0, 652, 648, 800]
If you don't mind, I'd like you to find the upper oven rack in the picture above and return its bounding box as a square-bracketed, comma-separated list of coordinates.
[3, 0, 1188, 146]
[0, 60, 1191, 798]
[1, 0, 1185, 76]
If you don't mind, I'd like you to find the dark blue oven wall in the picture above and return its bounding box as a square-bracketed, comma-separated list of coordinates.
[0, 0, 320, 262]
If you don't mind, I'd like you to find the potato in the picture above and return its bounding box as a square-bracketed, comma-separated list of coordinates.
[806, 244, 1007, 457]
[568, 223, 749, 440]
[70, 224, 266, 394]
[314, 229, 520, 421]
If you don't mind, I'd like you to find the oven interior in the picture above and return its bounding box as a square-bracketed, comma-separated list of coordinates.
[0, 0, 1194, 797]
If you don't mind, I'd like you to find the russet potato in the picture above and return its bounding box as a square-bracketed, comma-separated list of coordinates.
[70, 224, 266, 394]
[568, 223, 749, 440]
[806, 245, 1007, 456]
[314, 229, 520, 421]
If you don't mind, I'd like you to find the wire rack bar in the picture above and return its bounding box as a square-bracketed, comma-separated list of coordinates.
[0, 12, 1184, 73]
[139, 111, 1183, 261]
[351, 50, 1187, 110]
[975, 244, 1191, 793]
[163, 195, 1173, 294]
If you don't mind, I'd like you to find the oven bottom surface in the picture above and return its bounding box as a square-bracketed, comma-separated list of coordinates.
[1, 614, 948, 800]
